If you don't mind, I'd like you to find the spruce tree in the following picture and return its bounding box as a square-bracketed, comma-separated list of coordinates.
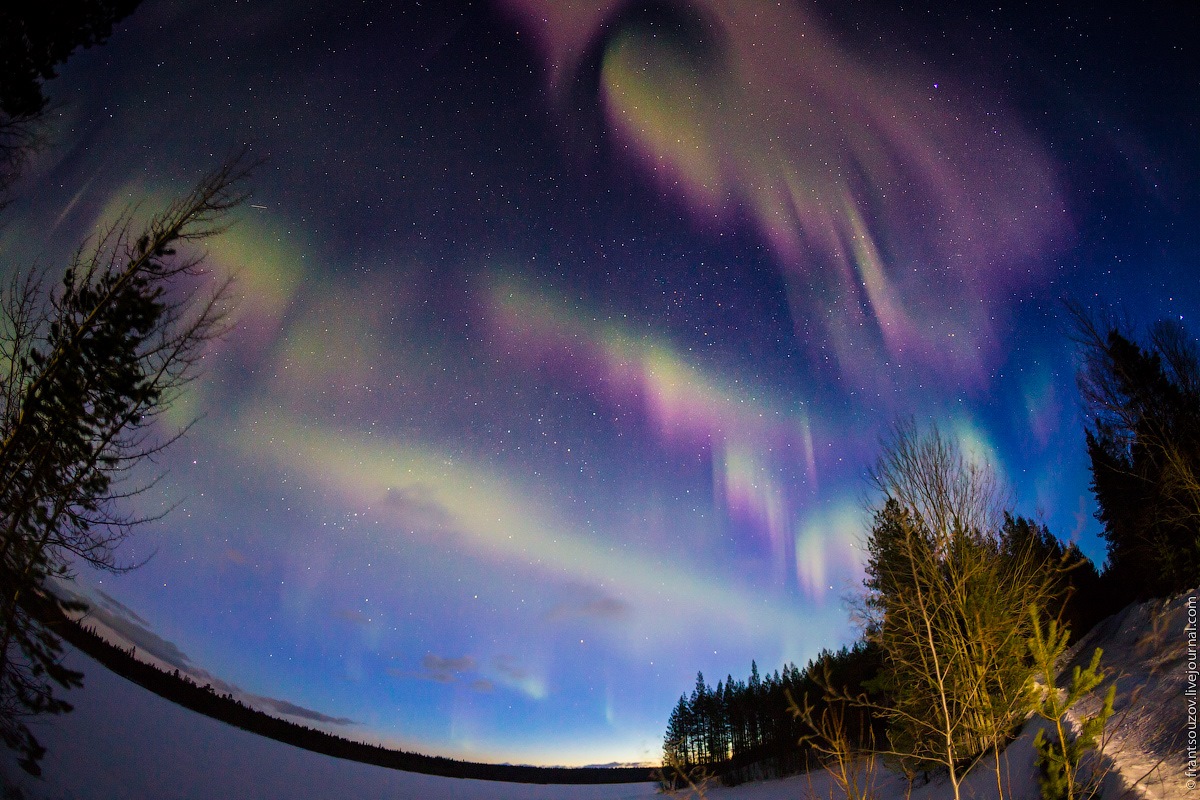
[1027, 608, 1115, 800]
[1070, 304, 1200, 600]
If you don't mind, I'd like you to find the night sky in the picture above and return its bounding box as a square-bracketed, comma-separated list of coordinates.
[1, 0, 1196, 768]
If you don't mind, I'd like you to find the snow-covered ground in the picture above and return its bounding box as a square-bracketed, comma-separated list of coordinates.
[3, 590, 1192, 799]
[1059, 589, 1194, 800]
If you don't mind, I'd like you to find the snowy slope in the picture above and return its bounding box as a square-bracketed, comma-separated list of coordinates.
[1058, 589, 1195, 799]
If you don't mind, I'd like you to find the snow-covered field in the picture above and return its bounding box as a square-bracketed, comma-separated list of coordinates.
[3, 591, 1191, 799]
[0, 650, 658, 800]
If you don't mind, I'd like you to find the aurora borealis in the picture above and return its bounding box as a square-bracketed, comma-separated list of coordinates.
[0, 0, 1195, 768]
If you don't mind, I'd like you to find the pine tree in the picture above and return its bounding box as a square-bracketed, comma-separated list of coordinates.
[663, 696, 689, 771]
[0, 155, 250, 773]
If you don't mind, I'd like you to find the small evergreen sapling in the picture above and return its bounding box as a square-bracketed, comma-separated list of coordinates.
[1027, 607, 1116, 800]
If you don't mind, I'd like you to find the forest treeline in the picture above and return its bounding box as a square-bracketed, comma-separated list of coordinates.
[662, 643, 882, 785]
[662, 515, 1102, 786]
[39, 602, 652, 785]
[662, 310, 1200, 793]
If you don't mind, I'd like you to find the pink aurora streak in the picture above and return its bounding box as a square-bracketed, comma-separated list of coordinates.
[495, 0, 1069, 392]
[490, 285, 835, 593]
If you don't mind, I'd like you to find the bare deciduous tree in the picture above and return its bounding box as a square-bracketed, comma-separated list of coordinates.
[787, 665, 880, 800]
[863, 421, 1062, 800]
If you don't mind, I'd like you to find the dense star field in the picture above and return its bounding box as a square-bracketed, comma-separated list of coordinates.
[0, 0, 1195, 767]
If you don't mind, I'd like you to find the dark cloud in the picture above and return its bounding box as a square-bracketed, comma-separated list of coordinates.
[378, 485, 456, 530]
[222, 548, 249, 565]
[392, 654, 494, 693]
[420, 653, 476, 683]
[414, 670, 455, 684]
[55, 582, 195, 672]
[423, 653, 476, 673]
[249, 695, 356, 726]
[545, 590, 630, 623]
[333, 608, 370, 626]
[105, 617, 195, 672]
[94, 589, 152, 627]
[492, 654, 530, 681]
